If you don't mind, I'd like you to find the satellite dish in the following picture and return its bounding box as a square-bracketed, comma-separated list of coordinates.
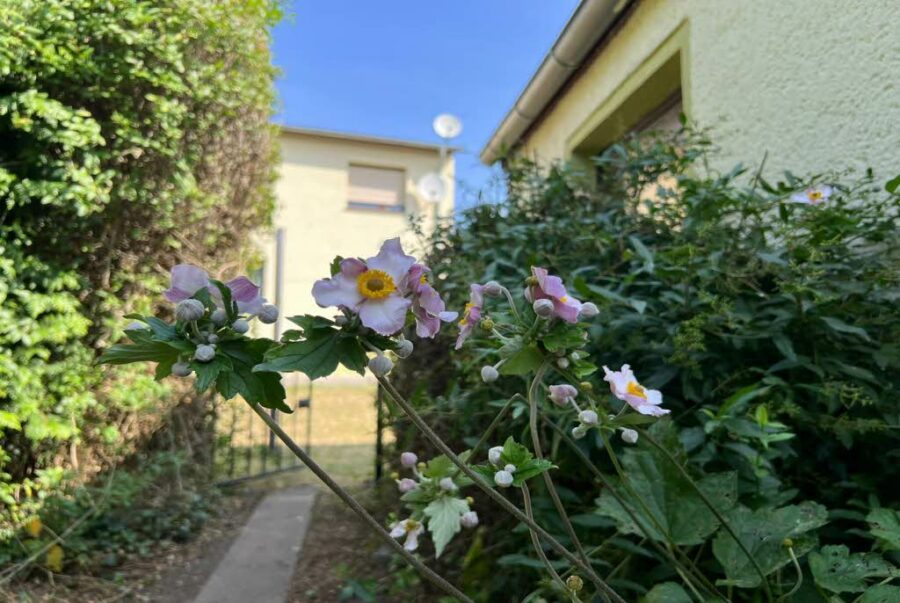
[433, 113, 462, 140]
[417, 172, 445, 204]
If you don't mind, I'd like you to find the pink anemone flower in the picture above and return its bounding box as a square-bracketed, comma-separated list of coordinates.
[603, 364, 669, 417]
[790, 185, 832, 205]
[311, 238, 414, 336]
[389, 518, 425, 552]
[528, 267, 582, 323]
[164, 264, 265, 315]
[406, 264, 458, 338]
[455, 283, 485, 349]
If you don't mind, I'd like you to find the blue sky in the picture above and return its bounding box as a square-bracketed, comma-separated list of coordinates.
[271, 1, 579, 209]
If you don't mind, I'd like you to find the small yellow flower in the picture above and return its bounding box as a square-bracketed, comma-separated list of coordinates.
[25, 517, 43, 538]
[46, 544, 64, 572]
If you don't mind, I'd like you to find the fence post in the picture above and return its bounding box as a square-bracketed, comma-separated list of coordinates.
[375, 384, 384, 481]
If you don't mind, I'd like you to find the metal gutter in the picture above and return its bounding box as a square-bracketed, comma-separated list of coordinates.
[479, 0, 629, 164]
[279, 125, 452, 153]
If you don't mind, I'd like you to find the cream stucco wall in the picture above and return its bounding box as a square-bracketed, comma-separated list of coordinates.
[520, 0, 899, 181]
[257, 131, 454, 340]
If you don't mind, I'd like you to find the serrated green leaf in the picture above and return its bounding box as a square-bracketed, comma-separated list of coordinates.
[253, 331, 341, 379]
[541, 324, 585, 353]
[423, 496, 470, 558]
[712, 501, 828, 588]
[868, 508, 900, 551]
[499, 344, 543, 376]
[809, 545, 898, 593]
[512, 458, 554, 486]
[217, 340, 289, 412]
[336, 337, 368, 374]
[859, 584, 900, 603]
[821, 316, 871, 341]
[644, 582, 691, 603]
[192, 354, 233, 393]
[99, 334, 181, 366]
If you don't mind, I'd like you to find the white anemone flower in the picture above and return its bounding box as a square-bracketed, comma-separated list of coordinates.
[790, 185, 833, 206]
[389, 518, 425, 551]
[602, 364, 669, 417]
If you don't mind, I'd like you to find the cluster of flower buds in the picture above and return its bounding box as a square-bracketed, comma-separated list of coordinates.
[487, 446, 517, 488]
[389, 451, 479, 552]
[159, 265, 280, 375]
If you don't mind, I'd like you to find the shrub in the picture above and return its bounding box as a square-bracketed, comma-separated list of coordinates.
[392, 129, 900, 600]
[0, 0, 280, 550]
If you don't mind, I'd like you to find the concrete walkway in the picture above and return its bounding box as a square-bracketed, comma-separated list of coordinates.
[195, 486, 317, 603]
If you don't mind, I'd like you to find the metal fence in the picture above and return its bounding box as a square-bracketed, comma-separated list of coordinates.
[212, 383, 312, 486]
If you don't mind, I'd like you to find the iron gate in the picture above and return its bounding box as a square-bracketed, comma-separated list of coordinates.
[212, 383, 312, 486]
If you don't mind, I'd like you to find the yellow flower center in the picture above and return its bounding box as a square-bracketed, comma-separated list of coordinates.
[419, 273, 428, 284]
[458, 302, 475, 326]
[357, 269, 396, 299]
[626, 381, 647, 399]
[808, 190, 823, 201]
[559, 295, 568, 303]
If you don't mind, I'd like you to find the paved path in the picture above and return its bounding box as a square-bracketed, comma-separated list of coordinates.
[195, 486, 317, 603]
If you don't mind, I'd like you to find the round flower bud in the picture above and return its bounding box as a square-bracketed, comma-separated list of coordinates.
[210, 308, 228, 325]
[479, 318, 495, 331]
[172, 361, 192, 377]
[207, 334, 219, 344]
[578, 302, 599, 319]
[398, 478, 418, 493]
[566, 575, 584, 593]
[390, 471, 400, 480]
[523, 286, 534, 303]
[556, 357, 570, 369]
[488, 446, 503, 466]
[481, 365, 499, 383]
[193, 344, 216, 363]
[571, 425, 588, 440]
[483, 281, 503, 297]
[175, 299, 205, 322]
[439, 477, 457, 491]
[548, 384, 578, 407]
[258, 303, 279, 324]
[394, 338, 414, 359]
[620, 428, 639, 445]
[568, 351, 582, 361]
[465, 496, 474, 505]
[579, 381, 593, 392]
[533, 298, 554, 318]
[579, 410, 599, 426]
[417, 461, 426, 470]
[460, 511, 479, 529]
[493, 470, 514, 488]
[400, 451, 418, 468]
[231, 319, 250, 334]
[503, 464, 517, 474]
[334, 315, 348, 326]
[368, 354, 393, 376]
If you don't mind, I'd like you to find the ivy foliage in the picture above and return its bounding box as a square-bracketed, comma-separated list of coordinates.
[1, 0, 280, 551]
[394, 129, 900, 600]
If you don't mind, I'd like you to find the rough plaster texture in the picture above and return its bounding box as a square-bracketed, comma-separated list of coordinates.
[259, 132, 454, 327]
[521, 0, 899, 182]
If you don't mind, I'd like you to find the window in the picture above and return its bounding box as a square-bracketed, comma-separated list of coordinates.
[347, 164, 405, 212]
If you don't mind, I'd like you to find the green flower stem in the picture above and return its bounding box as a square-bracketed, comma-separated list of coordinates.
[450, 393, 524, 481]
[248, 402, 474, 603]
[521, 483, 567, 592]
[376, 375, 627, 603]
[637, 427, 774, 603]
[498, 285, 523, 324]
[542, 415, 723, 600]
[776, 546, 802, 602]
[528, 361, 594, 572]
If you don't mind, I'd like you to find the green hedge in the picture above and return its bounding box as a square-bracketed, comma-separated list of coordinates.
[394, 130, 900, 600]
[0, 0, 281, 542]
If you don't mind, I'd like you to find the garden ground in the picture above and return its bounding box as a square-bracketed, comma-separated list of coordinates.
[4, 383, 390, 603]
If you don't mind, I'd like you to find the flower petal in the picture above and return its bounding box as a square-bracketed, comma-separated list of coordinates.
[358, 295, 411, 335]
[312, 272, 364, 309]
[226, 276, 261, 303]
[165, 264, 209, 302]
[553, 297, 582, 323]
[367, 238, 416, 283]
[532, 266, 567, 299]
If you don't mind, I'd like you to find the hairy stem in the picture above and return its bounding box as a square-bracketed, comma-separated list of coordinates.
[638, 427, 774, 603]
[522, 484, 567, 592]
[248, 403, 474, 603]
[528, 362, 593, 571]
[543, 416, 724, 600]
[376, 375, 626, 603]
[451, 393, 524, 481]
[776, 546, 802, 602]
